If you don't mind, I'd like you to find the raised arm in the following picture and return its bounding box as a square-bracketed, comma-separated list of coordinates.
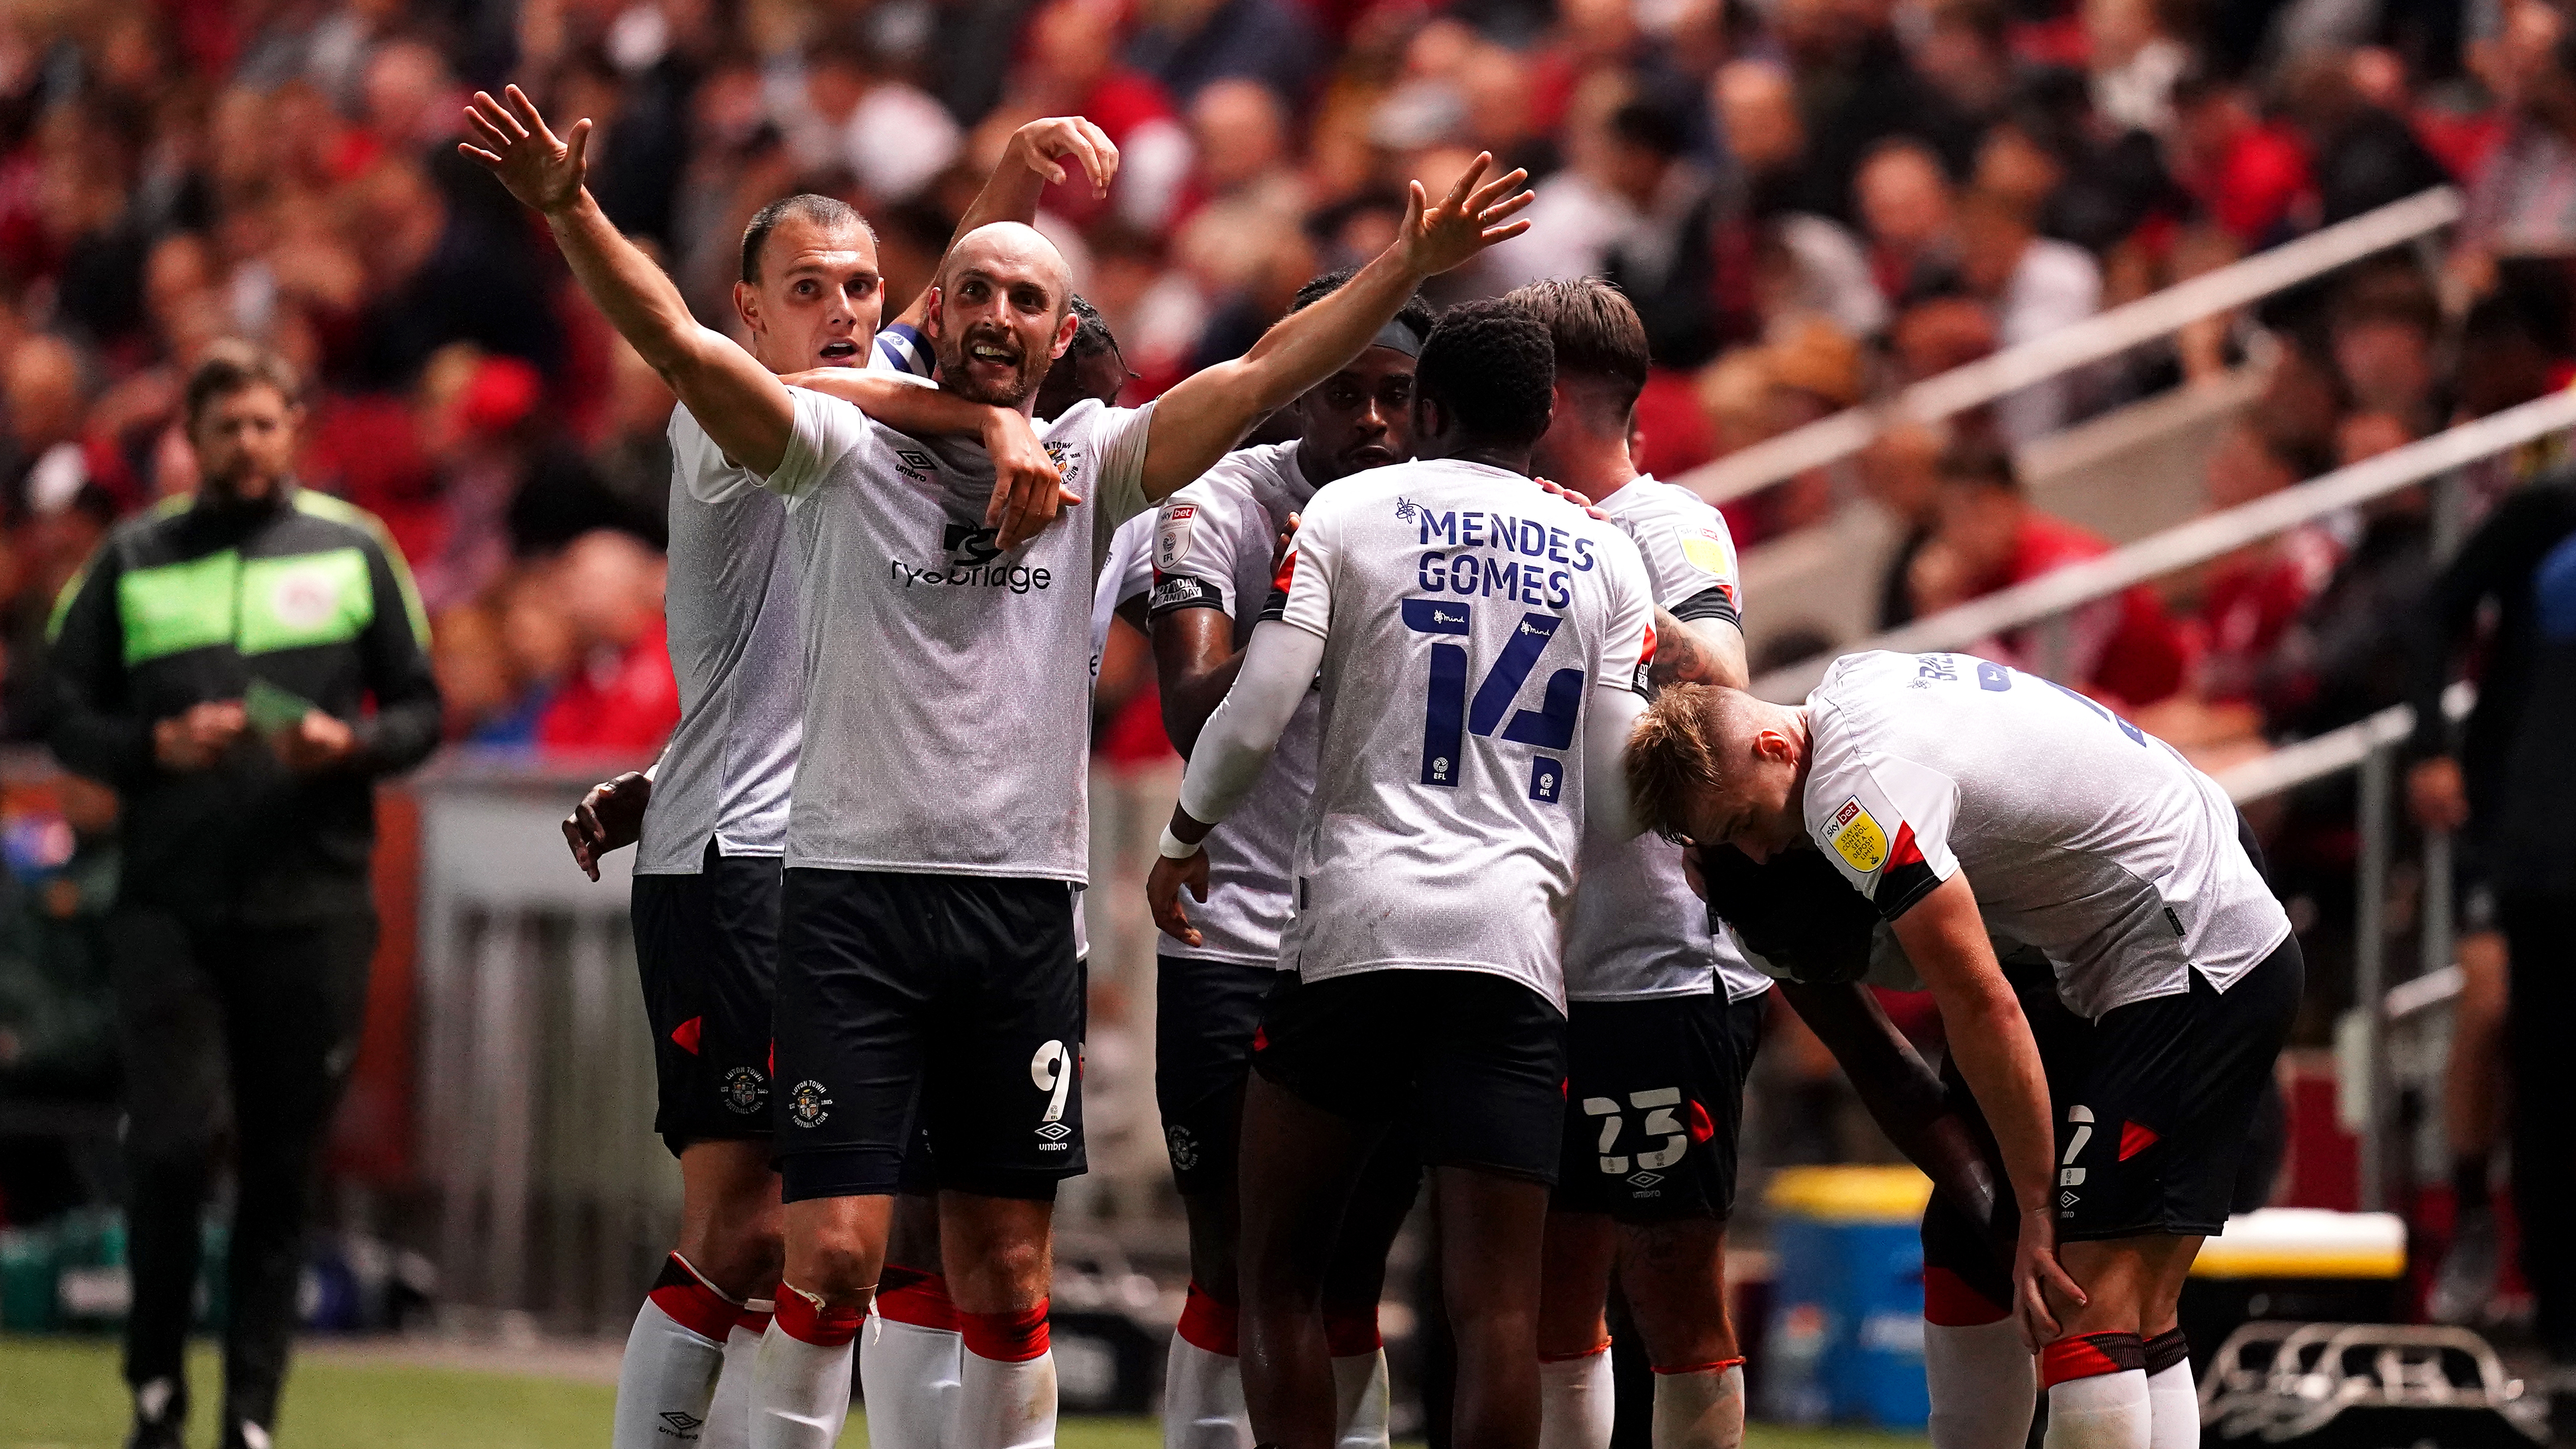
[1136, 155, 1532, 502]
[461, 86, 795, 477]
[888, 117, 1118, 332]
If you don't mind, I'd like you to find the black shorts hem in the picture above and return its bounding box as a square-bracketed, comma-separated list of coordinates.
[661, 1125, 770, 1160]
[779, 1147, 903, 1204]
[2056, 1216, 2226, 1243]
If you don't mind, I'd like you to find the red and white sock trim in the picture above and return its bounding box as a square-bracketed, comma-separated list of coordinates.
[1652, 1355, 1745, 1376]
[1323, 1303, 1381, 1358]
[774, 1281, 865, 1348]
[1177, 1281, 1240, 1357]
[2040, 1332, 2147, 1388]
[961, 1300, 1051, 1363]
[875, 1264, 960, 1333]
[646, 1252, 744, 1343]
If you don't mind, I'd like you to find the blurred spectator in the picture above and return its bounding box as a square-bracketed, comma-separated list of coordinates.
[1956, 187, 2102, 441]
[2455, 0, 2576, 285]
[1598, 100, 1725, 367]
[1855, 138, 1957, 307]
[1911, 440, 2188, 706]
[2327, 257, 2443, 433]
[533, 529, 677, 754]
[1858, 420, 1948, 629]
[2170, 70, 2312, 247]
[2189, 423, 2340, 704]
[1125, 0, 1326, 107]
[778, 35, 961, 208]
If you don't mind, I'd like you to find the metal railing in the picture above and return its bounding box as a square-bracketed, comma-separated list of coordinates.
[1751, 385, 2576, 701]
[2216, 684, 2473, 1212]
[1679, 185, 2463, 508]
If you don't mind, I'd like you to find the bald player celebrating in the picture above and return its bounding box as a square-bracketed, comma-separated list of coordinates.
[548, 115, 1117, 1449]
[463, 82, 1533, 1449]
[1623, 655, 2300, 1449]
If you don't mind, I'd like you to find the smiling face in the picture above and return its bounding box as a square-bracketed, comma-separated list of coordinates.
[1297, 345, 1415, 481]
[735, 213, 884, 375]
[927, 223, 1079, 409]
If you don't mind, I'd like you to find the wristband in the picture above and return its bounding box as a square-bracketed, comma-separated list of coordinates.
[1157, 824, 1202, 860]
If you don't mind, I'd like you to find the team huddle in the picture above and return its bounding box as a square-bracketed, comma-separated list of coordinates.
[467, 78, 2297, 1449]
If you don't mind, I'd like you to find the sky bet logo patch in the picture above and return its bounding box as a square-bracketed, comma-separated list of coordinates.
[1828, 797, 1888, 874]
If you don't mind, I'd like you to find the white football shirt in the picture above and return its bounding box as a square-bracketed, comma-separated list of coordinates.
[762, 384, 1156, 880]
[634, 405, 805, 873]
[1266, 459, 1657, 1011]
[1802, 650, 2292, 1019]
[1147, 441, 1323, 969]
[1565, 474, 1770, 1003]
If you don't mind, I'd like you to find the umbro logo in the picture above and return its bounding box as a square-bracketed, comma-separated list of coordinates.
[895, 448, 934, 471]
[1036, 1121, 1072, 1142]
[659, 1409, 704, 1437]
[1628, 1172, 1664, 1188]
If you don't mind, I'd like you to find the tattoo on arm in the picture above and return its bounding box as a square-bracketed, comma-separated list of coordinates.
[1650, 609, 1721, 689]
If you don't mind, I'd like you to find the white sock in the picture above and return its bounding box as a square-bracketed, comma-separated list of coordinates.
[860, 1315, 963, 1448]
[702, 1309, 765, 1449]
[750, 1303, 858, 1449]
[1651, 1362, 1744, 1449]
[2145, 1361, 2198, 1449]
[2045, 1370, 2153, 1449]
[1164, 1332, 1250, 1448]
[615, 1297, 729, 1446]
[1537, 1347, 1617, 1449]
[1927, 1320, 2038, 1449]
[956, 1349, 1058, 1449]
[1331, 1349, 1392, 1449]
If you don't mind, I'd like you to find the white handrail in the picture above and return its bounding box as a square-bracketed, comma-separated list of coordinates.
[2214, 682, 2473, 804]
[1679, 186, 2463, 507]
[1750, 385, 2576, 700]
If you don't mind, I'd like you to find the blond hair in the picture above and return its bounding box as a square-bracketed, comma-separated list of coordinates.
[1624, 683, 1733, 844]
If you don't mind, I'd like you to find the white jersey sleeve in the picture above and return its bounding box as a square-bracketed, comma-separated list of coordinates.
[870, 322, 937, 379]
[669, 406, 768, 505]
[1565, 477, 1767, 1003]
[1606, 475, 1744, 625]
[1801, 747, 1961, 920]
[768, 384, 896, 503]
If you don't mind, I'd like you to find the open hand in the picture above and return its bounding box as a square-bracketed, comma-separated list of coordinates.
[2014, 1207, 2086, 1351]
[1009, 116, 1120, 200]
[270, 709, 358, 774]
[564, 771, 652, 880]
[458, 85, 592, 216]
[1146, 850, 1211, 947]
[982, 409, 1078, 550]
[1398, 152, 1534, 278]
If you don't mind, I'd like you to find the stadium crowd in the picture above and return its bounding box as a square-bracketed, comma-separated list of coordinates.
[0, 0, 2558, 754]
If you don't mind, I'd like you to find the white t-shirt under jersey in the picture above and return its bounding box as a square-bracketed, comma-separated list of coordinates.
[1265, 459, 1657, 1011]
[1566, 474, 1770, 1003]
[1147, 441, 1324, 969]
[1802, 650, 2292, 1020]
[762, 384, 1157, 880]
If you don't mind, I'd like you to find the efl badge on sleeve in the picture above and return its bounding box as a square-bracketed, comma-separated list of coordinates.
[1828, 796, 1889, 874]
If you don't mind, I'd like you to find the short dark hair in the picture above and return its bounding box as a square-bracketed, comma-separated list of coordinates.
[1287, 266, 1436, 346]
[1608, 100, 1689, 159]
[1505, 277, 1649, 425]
[1414, 298, 1555, 447]
[739, 194, 871, 285]
[1063, 293, 1119, 367]
[184, 340, 301, 427]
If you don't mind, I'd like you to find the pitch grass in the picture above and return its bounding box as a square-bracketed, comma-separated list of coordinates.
[0, 1334, 1928, 1448]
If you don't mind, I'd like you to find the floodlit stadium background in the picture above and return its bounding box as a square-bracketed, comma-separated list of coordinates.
[3, 0, 2571, 1438]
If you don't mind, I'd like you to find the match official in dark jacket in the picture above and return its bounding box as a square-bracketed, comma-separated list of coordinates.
[45, 341, 440, 1449]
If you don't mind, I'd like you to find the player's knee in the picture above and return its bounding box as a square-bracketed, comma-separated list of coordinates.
[790, 1233, 881, 1303]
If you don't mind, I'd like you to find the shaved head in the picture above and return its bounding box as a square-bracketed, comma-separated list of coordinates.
[938, 223, 1073, 319]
